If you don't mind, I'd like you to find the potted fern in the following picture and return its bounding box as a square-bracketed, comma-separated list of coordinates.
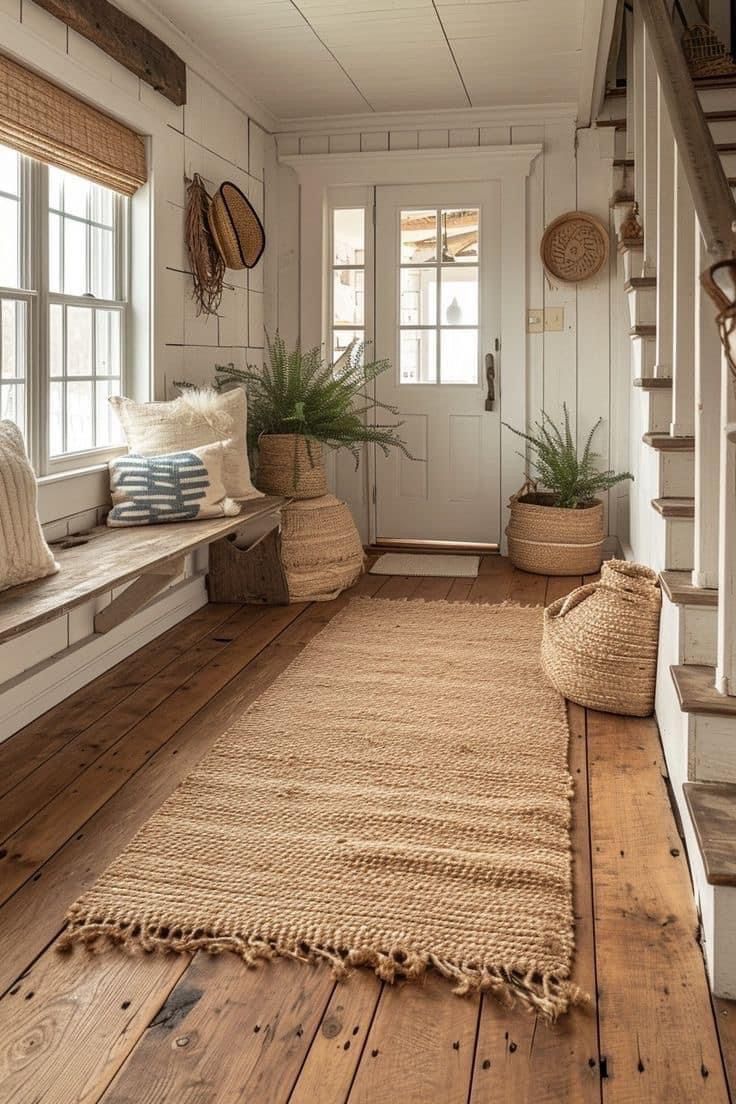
[213, 334, 410, 499]
[503, 405, 633, 575]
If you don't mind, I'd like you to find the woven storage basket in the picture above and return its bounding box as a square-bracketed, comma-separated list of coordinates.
[542, 560, 661, 717]
[256, 434, 328, 499]
[280, 494, 365, 602]
[506, 487, 604, 576]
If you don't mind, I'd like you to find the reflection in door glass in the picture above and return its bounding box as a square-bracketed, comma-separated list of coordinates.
[441, 329, 478, 384]
[400, 329, 437, 384]
[400, 210, 437, 263]
[330, 208, 366, 368]
[400, 268, 436, 326]
[439, 209, 478, 262]
[333, 269, 364, 326]
[333, 208, 365, 266]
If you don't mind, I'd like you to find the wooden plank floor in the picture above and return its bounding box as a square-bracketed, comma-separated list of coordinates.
[0, 556, 733, 1104]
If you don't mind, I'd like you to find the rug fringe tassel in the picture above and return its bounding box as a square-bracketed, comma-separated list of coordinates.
[56, 919, 588, 1023]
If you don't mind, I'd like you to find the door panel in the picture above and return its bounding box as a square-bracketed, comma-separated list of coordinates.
[374, 183, 501, 545]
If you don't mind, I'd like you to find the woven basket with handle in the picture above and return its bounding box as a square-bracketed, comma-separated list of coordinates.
[506, 483, 604, 576]
[541, 560, 661, 717]
[256, 434, 328, 499]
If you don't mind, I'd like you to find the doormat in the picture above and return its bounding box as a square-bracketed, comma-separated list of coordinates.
[370, 552, 480, 577]
[59, 598, 584, 1021]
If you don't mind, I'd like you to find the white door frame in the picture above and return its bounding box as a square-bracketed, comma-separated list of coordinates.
[279, 143, 542, 550]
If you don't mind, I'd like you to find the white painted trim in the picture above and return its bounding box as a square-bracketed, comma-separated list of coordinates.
[281, 144, 542, 183]
[578, 0, 619, 127]
[277, 104, 577, 136]
[0, 573, 207, 743]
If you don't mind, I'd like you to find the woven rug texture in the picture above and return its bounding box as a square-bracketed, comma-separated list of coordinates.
[60, 598, 582, 1019]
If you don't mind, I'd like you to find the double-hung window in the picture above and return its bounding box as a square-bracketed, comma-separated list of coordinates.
[0, 142, 128, 474]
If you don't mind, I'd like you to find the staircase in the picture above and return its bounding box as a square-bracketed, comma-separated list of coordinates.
[604, 1, 736, 999]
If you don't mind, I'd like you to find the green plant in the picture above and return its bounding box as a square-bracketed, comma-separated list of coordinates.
[503, 403, 632, 508]
[208, 333, 412, 467]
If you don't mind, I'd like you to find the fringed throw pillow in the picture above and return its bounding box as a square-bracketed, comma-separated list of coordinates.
[109, 388, 261, 501]
[0, 421, 59, 592]
[108, 442, 240, 527]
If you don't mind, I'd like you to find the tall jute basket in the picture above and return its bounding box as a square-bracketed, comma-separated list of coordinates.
[256, 434, 328, 499]
[506, 485, 604, 576]
[542, 560, 661, 717]
[280, 494, 365, 602]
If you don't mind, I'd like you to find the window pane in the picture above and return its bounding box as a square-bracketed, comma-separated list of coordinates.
[50, 304, 64, 377]
[0, 145, 19, 196]
[401, 210, 436, 264]
[66, 379, 94, 450]
[440, 328, 478, 384]
[90, 225, 114, 299]
[400, 268, 436, 326]
[332, 328, 363, 365]
[66, 306, 93, 376]
[400, 329, 436, 384]
[333, 269, 364, 326]
[0, 383, 24, 434]
[333, 209, 364, 266]
[60, 172, 90, 218]
[440, 208, 479, 263]
[96, 309, 121, 375]
[63, 217, 87, 296]
[0, 195, 19, 287]
[440, 267, 478, 326]
[95, 378, 122, 446]
[1, 299, 26, 380]
[49, 380, 64, 456]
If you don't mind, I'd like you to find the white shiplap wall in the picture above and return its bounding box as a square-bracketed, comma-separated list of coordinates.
[0, 0, 276, 738]
[273, 116, 628, 544]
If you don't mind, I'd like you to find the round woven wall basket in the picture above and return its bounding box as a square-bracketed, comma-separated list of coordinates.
[541, 560, 662, 717]
[256, 434, 328, 499]
[280, 494, 365, 602]
[540, 211, 609, 284]
[506, 489, 604, 576]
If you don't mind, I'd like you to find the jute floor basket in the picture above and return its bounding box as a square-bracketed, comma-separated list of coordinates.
[541, 560, 661, 717]
[506, 488, 604, 576]
[280, 494, 365, 602]
[256, 434, 328, 499]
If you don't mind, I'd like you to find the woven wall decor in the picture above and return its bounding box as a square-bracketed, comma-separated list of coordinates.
[682, 24, 736, 79]
[540, 211, 609, 284]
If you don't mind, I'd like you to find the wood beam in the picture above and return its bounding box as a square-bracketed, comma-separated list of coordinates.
[93, 557, 186, 634]
[33, 0, 187, 106]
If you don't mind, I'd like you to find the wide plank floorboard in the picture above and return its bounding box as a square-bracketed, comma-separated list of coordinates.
[0, 556, 732, 1104]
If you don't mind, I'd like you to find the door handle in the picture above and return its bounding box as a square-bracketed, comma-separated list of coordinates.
[485, 352, 495, 411]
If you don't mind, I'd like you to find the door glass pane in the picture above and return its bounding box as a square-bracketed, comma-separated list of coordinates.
[400, 210, 436, 263]
[400, 329, 436, 384]
[333, 329, 363, 365]
[440, 267, 478, 326]
[333, 209, 364, 266]
[439, 208, 479, 262]
[333, 269, 364, 326]
[66, 306, 93, 376]
[66, 379, 94, 450]
[440, 328, 478, 384]
[400, 268, 436, 326]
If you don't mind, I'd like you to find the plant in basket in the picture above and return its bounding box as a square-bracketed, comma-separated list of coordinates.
[213, 333, 414, 499]
[503, 404, 633, 576]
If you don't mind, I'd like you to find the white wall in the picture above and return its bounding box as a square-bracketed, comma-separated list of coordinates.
[0, 0, 276, 737]
[273, 114, 628, 545]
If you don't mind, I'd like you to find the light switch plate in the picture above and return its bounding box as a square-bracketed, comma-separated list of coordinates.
[527, 309, 543, 334]
[545, 307, 565, 332]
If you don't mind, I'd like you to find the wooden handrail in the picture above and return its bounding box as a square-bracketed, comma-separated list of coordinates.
[638, 0, 736, 262]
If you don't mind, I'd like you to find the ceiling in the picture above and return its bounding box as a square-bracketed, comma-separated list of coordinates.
[145, 0, 593, 122]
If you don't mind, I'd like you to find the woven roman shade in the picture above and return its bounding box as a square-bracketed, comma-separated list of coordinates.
[0, 53, 147, 195]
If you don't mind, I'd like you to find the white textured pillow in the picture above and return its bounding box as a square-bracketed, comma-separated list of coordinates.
[0, 420, 59, 591]
[107, 442, 240, 527]
[109, 388, 261, 501]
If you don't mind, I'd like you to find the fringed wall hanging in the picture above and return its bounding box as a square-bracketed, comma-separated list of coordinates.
[185, 173, 225, 317]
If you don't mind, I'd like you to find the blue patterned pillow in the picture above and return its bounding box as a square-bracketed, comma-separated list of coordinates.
[108, 442, 240, 527]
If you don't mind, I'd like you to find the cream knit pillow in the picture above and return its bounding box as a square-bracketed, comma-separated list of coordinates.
[109, 388, 261, 501]
[0, 421, 59, 592]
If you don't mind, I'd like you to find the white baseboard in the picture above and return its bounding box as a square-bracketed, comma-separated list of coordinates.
[0, 574, 208, 743]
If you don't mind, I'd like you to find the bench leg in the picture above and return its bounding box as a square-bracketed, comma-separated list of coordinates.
[93, 557, 186, 634]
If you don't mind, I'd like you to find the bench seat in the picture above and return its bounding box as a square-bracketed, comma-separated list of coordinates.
[0, 496, 286, 644]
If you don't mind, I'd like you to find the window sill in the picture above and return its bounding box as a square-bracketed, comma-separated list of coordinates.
[37, 461, 111, 488]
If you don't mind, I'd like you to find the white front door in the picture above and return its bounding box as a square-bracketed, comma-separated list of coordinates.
[374, 183, 501, 546]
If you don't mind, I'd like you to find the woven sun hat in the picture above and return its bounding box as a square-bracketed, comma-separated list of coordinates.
[207, 181, 265, 270]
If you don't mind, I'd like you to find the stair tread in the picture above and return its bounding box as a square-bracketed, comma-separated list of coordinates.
[696, 74, 736, 89]
[660, 570, 719, 607]
[614, 157, 635, 167]
[630, 324, 656, 337]
[642, 431, 695, 450]
[634, 376, 672, 388]
[611, 190, 634, 206]
[671, 665, 736, 716]
[625, 277, 657, 290]
[597, 117, 626, 129]
[683, 781, 736, 887]
[652, 497, 695, 518]
[716, 142, 736, 152]
[618, 236, 644, 251]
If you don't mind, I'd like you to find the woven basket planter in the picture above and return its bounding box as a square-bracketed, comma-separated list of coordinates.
[506, 490, 604, 576]
[280, 494, 365, 602]
[542, 560, 662, 717]
[256, 434, 328, 499]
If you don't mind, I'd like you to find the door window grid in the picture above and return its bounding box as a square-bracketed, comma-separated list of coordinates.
[0, 142, 128, 473]
[398, 207, 480, 385]
[330, 207, 365, 365]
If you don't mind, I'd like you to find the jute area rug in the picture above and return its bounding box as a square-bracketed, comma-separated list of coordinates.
[60, 598, 584, 1020]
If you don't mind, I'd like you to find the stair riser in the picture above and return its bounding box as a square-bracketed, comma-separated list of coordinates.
[627, 286, 656, 327]
[718, 151, 736, 177]
[614, 161, 635, 199]
[708, 118, 736, 144]
[658, 449, 695, 498]
[621, 244, 643, 283]
[641, 389, 673, 434]
[613, 201, 634, 236]
[598, 93, 625, 121]
[631, 333, 656, 376]
[698, 87, 736, 113]
[652, 513, 693, 571]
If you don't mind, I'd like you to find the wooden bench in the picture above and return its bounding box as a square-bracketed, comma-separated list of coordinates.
[0, 496, 286, 645]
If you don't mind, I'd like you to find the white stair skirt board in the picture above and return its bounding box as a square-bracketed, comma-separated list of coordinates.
[370, 553, 480, 578]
